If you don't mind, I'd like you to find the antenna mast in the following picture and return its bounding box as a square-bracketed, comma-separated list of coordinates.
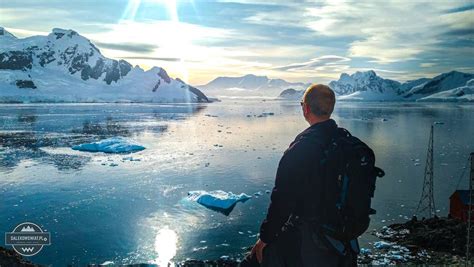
[466, 152, 474, 264]
[416, 124, 436, 218]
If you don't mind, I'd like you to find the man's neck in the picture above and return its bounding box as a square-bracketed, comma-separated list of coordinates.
[308, 116, 330, 126]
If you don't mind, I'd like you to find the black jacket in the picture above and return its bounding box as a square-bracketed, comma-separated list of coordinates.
[259, 119, 338, 244]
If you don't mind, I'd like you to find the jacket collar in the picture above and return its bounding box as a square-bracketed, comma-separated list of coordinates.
[293, 118, 338, 145]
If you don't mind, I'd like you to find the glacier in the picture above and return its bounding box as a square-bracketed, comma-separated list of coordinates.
[278, 70, 474, 102]
[187, 190, 251, 215]
[417, 79, 474, 102]
[71, 137, 145, 153]
[0, 27, 209, 103]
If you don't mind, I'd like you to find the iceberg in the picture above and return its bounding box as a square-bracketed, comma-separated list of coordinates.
[72, 137, 145, 153]
[187, 190, 251, 216]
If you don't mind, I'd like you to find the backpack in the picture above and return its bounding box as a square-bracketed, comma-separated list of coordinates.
[317, 127, 385, 242]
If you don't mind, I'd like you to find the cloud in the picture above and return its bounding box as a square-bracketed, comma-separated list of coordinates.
[120, 56, 181, 62]
[420, 63, 437, 68]
[445, 4, 474, 13]
[243, 0, 473, 66]
[1, 0, 472, 85]
[4, 27, 49, 38]
[94, 41, 158, 53]
[273, 55, 350, 71]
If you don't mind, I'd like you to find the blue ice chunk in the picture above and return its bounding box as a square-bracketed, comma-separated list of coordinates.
[374, 241, 393, 249]
[187, 190, 251, 216]
[72, 137, 145, 153]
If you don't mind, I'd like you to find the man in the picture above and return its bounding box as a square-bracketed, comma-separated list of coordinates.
[241, 84, 357, 267]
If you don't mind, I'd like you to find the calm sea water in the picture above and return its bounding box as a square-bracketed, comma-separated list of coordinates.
[0, 100, 473, 266]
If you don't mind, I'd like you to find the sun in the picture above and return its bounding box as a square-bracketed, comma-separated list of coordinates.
[151, 0, 178, 21]
[122, 0, 178, 22]
[119, 0, 194, 82]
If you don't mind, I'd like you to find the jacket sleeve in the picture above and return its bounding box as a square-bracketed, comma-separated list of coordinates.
[259, 139, 315, 243]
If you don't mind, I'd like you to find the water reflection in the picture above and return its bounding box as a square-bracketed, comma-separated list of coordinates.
[0, 131, 90, 171]
[73, 117, 131, 136]
[0, 103, 206, 171]
[0, 101, 472, 266]
[154, 227, 178, 266]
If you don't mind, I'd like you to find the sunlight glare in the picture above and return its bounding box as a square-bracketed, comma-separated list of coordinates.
[154, 227, 178, 266]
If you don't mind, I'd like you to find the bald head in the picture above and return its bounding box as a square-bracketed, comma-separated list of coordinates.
[302, 84, 336, 118]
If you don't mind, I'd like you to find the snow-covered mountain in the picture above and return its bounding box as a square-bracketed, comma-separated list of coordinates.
[199, 74, 309, 97]
[328, 70, 402, 101]
[278, 88, 305, 100]
[417, 79, 474, 102]
[325, 70, 474, 102]
[0, 27, 209, 103]
[403, 71, 474, 100]
[276, 70, 474, 102]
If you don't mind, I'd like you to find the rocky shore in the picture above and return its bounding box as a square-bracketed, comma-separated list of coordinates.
[0, 246, 40, 267]
[3, 217, 472, 266]
[366, 216, 471, 265]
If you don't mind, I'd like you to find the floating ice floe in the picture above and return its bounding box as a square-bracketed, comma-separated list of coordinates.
[72, 137, 145, 153]
[367, 240, 414, 264]
[257, 112, 275, 118]
[122, 156, 141, 161]
[374, 241, 393, 249]
[187, 190, 251, 215]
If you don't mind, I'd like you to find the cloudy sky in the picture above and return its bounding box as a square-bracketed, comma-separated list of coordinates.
[1, 0, 473, 85]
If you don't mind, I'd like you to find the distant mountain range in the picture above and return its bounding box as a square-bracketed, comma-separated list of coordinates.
[0, 27, 209, 103]
[198, 74, 309, 97]
[279, 70, 474, 102]
[1, 26, 472, 103]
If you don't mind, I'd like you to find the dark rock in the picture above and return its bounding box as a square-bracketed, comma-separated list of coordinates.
[78, 58, 131, 84]
[119, 60, 132, 77]
[91, 58, 105, 79]
[70, 53, 89, 75]
[53, 29, 78, 40]
[15, 80, 37, 89]
[152, 80, 161, 92]
[104, 60, 120, 84]
[178, 258, 240, 267]
[158, 68, 171, 83]
[81, 65, 92, 80]
[0, 246, 42, 266]
[176, 78, 209, 103]
[54, 32, 64, 39]
[187, 84, 210, 103]
[377, 217, 472, 256]
[0, 51, 33, 70]
[38, 51, 56, 66]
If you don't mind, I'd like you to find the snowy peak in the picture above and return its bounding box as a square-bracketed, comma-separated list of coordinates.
[352, 70, 376, 80]
[418, 78, 474, 102]
[0, 27, 210, 103]
[48, 28, 101, 53]
[199, 74, 309, 96]
[51, 28, 79, 38]
[326, 70, 474, 101]
[279, 88, 305, 100]
[403, 70, 474, 98]
[329, 70, 401, 96]
[0, 27, 16, 39]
